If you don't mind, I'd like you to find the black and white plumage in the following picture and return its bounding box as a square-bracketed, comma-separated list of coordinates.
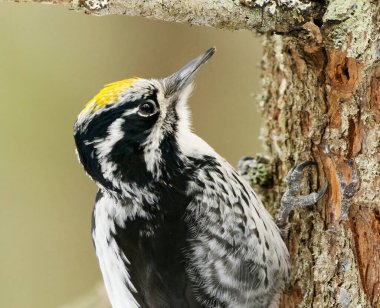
[73, 48, 307, 308]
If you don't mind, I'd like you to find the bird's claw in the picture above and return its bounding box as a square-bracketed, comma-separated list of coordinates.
[277, 161, 328, 227]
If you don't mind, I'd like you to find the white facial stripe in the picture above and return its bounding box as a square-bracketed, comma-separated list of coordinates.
[143, 124, 164, 178]
[93, 118, 125, 188]
[123, 107, 139, 117]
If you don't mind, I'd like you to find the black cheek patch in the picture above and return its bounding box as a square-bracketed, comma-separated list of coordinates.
[74, 131, 119, 191]
[108, 112, 160, 185]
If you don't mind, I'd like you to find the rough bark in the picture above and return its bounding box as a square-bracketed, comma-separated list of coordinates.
[4, 0, 379, 306]
[259, 1, 380, 307]
[2, 0, 323, 32]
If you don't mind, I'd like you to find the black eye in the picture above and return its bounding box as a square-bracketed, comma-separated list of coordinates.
[138, 100, 156, 116]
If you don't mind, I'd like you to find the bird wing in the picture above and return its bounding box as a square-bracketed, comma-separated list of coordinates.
[184, 162, 289, 308]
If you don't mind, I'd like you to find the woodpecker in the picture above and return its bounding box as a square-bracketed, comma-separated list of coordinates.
[73, 48, 327, 308]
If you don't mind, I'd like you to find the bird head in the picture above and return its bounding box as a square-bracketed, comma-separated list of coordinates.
[74, 48, 216, 191]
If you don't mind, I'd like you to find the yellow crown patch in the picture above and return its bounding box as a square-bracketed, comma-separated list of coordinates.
[84, 78, 139, 113]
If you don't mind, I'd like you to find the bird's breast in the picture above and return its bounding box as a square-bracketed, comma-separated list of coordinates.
[92, 190, 199, 308]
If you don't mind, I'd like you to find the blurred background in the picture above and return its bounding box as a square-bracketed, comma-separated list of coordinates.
[0, 3, 263, 307]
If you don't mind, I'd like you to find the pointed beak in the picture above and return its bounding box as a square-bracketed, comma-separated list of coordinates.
[164, 47, 216, 96]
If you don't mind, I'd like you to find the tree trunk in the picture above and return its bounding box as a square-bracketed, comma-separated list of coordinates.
[259, 2, 380, 307]
[3, 0, 379, 306]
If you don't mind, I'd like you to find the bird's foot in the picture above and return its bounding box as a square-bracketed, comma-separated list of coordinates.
[276, 161, 328, 227]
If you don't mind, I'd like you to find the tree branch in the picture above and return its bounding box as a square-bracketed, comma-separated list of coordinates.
[3, 0, 323, 32]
